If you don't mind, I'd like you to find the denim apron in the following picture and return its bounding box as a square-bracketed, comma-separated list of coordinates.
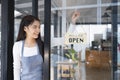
[20, 41, 43, 80]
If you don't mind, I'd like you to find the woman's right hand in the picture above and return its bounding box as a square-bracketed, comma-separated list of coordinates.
[71, 11, 80, 24]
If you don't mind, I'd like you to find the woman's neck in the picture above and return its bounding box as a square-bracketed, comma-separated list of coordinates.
[24, 38, 36, 47]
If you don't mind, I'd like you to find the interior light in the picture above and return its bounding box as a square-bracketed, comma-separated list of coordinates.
[14, 10, 22, 17]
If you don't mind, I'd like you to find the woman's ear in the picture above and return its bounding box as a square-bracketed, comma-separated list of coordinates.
[24, 26, 28, 32]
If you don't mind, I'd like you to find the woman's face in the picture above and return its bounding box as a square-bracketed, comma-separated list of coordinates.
[24, 20, 40, 39]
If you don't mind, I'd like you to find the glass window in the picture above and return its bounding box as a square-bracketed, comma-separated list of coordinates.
[102, 0, 112, 3]
[14, 0, 32, 40]
[66, 0, 97, 6]
[51, 0, 112, 80]
[0, 4, 1, 80]
[117, 5, 120, 79]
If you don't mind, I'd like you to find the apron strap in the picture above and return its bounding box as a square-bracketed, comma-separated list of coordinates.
[21, 40, 25, 57]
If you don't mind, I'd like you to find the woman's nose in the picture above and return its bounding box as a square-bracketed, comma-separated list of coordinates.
[36, 28, 40, 33]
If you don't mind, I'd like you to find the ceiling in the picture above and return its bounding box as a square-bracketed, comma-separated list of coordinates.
[15, 0, 118, 24]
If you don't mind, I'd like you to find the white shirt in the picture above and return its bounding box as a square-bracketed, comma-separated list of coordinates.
[67, 23, 85, 34]
[13, 40, 38, 80]
[67, 23, 76, 34]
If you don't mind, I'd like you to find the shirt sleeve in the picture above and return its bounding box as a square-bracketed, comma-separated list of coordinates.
[67, 23, 76, 33]
[13, 42, 21, 80]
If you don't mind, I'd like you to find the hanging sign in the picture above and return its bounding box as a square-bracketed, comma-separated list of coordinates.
[64, 33, 87, 44]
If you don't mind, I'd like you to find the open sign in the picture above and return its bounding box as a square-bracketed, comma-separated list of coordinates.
[64, 33, 87, 44]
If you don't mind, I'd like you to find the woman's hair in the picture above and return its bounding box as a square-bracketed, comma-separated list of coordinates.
[16, 15, 44, 60]
[16, 15, 40, 41]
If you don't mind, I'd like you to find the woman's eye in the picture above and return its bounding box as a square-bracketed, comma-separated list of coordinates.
[32, 26, 40, 29]
[32, 25, 37, 29]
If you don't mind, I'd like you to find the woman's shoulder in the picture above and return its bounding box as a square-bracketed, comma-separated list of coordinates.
[13, 40, 23, 53]
[13, 40, 23, 47]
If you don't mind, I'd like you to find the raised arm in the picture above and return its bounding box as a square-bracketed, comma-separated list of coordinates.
[67, 11, 80, 33]
[71, 10, 80, 24]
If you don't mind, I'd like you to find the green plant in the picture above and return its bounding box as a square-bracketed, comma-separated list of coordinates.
[65, 48, 78, 61]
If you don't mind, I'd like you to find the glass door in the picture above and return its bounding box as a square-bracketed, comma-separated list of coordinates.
[50, 0, 112, 80]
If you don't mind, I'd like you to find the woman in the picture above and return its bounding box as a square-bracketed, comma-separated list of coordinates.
[13, 15, 44, 80]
